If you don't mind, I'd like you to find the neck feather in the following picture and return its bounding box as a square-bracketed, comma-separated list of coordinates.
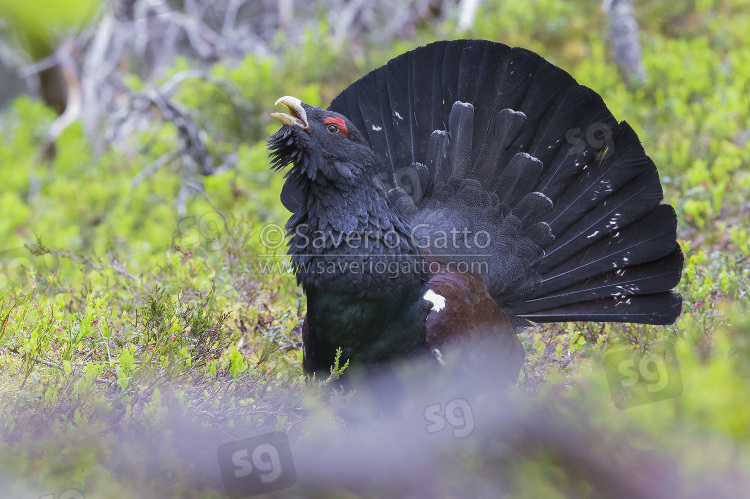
[284, 161, 427, 295]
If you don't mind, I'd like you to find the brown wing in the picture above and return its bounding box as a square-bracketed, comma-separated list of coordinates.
[424, 268, 525, 383]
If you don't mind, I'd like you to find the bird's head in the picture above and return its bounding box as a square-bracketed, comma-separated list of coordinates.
[268, 96, 375, 183]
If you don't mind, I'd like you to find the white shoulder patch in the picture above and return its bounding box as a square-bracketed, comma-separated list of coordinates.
[424, 289, 446, 313]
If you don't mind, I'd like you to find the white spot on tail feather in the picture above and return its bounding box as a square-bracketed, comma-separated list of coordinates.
[531, 191, 552, 204]
[394, 111, 403, 120]
[454, 101, 474, 109]
[504, 109, 526, 118]
[518, 152, 542, 164]
[371, 124, 383, 132]
[424, 289, 446, 312]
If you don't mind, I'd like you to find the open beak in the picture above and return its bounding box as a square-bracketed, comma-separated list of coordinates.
[272, 96, 309, 130]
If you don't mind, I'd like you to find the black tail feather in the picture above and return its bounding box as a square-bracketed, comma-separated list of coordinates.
[512, 192, 554, 228]
[427, 130, 450, 191]
[385, 52, 416, 169]
[468, 44, 512, 163]
[535, 205, 679, 296]
[535, 91, 617, 200]
[447, 102, 475, 179]
[527, 85, 594, 165]
[514, 246, 684, 314]
[354, 72, 394, 181]
[543, 122, 651, 238]
[539, 160, 664, 271]
[515, 291, 683, 325]
[493, 152, 543, 208]
[375, 69, 400, 184]
[474, 109, 527, 190]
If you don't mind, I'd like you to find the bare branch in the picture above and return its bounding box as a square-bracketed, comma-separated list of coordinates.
[186, 182, 230, 234]
[131, 149, 183, 188]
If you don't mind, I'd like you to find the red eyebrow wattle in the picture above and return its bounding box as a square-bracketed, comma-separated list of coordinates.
[323, 117, 348, 136]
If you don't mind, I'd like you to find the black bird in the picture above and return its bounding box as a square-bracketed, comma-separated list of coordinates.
[268, 40, 683, 383]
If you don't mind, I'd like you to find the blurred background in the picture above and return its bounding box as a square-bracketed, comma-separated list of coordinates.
[1, 0, 750, 497]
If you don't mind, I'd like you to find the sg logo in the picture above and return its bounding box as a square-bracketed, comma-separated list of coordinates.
[424, 398, 475, 438]
[564, 121, 616, 160]
[604, 342, 683, 409]
[217, 432, 296, 498]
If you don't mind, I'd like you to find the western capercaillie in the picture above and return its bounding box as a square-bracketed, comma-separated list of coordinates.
[268, 40, 683, 383]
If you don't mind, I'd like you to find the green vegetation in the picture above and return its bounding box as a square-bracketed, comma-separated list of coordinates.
[1, 0, 750, 496]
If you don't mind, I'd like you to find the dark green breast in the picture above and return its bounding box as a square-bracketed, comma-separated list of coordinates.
[302, 282, 430, 377]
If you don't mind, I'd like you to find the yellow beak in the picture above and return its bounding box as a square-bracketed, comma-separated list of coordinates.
[272, 96, 309, 129]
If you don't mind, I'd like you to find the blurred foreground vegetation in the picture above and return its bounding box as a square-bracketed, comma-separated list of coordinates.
[1, 0, 750, 497]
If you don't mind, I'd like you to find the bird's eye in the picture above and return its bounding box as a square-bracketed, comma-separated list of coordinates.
[323, 117, 349, 137]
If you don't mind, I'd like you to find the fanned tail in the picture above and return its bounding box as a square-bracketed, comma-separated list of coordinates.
[329, 40, 683, 326]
